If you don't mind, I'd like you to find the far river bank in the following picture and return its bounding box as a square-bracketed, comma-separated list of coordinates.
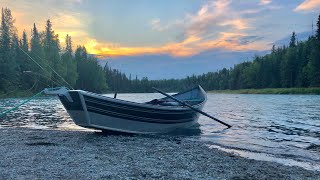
[1, 87, 320, 99]
[209, 87, 320, 95]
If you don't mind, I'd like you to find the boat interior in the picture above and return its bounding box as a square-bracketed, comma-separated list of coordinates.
[146, 86, 206, 106]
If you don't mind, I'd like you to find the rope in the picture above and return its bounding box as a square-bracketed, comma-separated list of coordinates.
[0, 90, 44, 117]
[0, 87, 64, 117]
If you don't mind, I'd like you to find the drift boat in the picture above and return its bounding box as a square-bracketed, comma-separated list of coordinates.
[44, 86, 207, 134]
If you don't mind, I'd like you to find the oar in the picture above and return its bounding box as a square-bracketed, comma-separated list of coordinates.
[152, 87, 232, 128]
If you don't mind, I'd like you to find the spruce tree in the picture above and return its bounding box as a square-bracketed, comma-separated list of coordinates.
[308, 14, 320, 86]
[30, 23, 48, 90]
[289, 32, 296, 48]
[317, 14, 320, 41]
[0, 8, 17, 92]
[43, 19, 66, 86]
[19, 30, 29, 72]
[16, 30, 33, 90]
[61, 34, 77, 87]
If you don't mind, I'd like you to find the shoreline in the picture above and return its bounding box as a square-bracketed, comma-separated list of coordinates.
[1, 87, 320, 99]
[209, 87, 320, 95]
[0, 128, 319, 179]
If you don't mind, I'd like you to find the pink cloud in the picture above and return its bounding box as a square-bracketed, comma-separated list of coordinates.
[295, 0, 320, 11]
[259, 0, 272, 5]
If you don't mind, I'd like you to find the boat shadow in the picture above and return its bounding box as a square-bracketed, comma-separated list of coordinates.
[95, 129, 135, 136]
[95, 124, 202, 137]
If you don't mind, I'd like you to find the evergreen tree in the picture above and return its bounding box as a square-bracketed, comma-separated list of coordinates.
[308, 15, 320, 86]
[289, 32, 296, 47]
[61, 34, 77, 87]
[0, 8, 17, 92]
[75, 46, 107, 92]
[317, 14, 320, 40]
[17, 30, 32, 89]
[43, 19, 65, 86]
[30, 23, 48, 90]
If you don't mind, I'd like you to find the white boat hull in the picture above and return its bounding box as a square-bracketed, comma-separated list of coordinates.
[45, 86, 207, 134]
[68, 110, 199, 134]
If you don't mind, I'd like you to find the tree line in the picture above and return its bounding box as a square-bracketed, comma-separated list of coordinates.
[105, 14, 320, 93]
[0, 8, 107, 95]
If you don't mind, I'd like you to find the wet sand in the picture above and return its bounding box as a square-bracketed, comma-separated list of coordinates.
[0, 128, 319, 179]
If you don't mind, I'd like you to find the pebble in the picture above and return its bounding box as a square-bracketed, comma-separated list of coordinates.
[0, 128, 319, 179]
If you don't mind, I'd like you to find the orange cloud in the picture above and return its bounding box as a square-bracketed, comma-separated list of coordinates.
[295, 0, 320, 11]
[259, 0, 272, 5]
[219, 19, 250, 30]
[85, 32, 266, 58]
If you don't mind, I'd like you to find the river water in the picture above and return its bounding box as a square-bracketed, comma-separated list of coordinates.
[0, 93, 319, 171]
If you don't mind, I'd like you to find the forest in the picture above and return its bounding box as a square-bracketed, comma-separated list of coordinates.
[0, 7, 319, 95]
[0, 8, 107, 96]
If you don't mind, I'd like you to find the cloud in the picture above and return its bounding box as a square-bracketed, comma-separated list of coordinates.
[295, 0, 320, 11]
[8, 0, 268, 58]
[85, 32, 266, 58]
[88, 0, 266, 58]
[9, 1, 90, 49]
[259, 0, 272, 5]
[218, 19, 250, 30]
[150, 18, 179, 32]
[51, 12, 90, 45]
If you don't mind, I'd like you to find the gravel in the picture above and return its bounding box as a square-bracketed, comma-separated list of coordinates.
[0, 128, 319, 179]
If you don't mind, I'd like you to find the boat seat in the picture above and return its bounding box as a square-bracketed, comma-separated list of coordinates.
[146, 99, 203, 106]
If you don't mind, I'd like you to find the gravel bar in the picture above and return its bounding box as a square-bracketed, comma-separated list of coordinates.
[0, 128, 319, 179]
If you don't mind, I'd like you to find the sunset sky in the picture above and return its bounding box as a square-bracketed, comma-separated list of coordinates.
[1, 0, 319, 58]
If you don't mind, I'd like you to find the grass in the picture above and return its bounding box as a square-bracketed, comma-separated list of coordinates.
[209, 87, 320, 95]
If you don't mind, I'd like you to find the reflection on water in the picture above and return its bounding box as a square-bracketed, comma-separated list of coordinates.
[0, 93, 320, 171]
[0, 97, 89, 131]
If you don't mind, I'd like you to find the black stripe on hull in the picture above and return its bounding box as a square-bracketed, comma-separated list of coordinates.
[84, 98, 198, 120]
[86, 106, 196, 124]
[83, 95, 201, 113]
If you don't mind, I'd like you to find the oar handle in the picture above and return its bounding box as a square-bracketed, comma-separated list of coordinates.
[152, 87, 232, 128]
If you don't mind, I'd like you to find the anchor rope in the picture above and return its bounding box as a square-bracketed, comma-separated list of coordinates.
[0, 90, 44, 117]
[0, 87, 65, 117]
